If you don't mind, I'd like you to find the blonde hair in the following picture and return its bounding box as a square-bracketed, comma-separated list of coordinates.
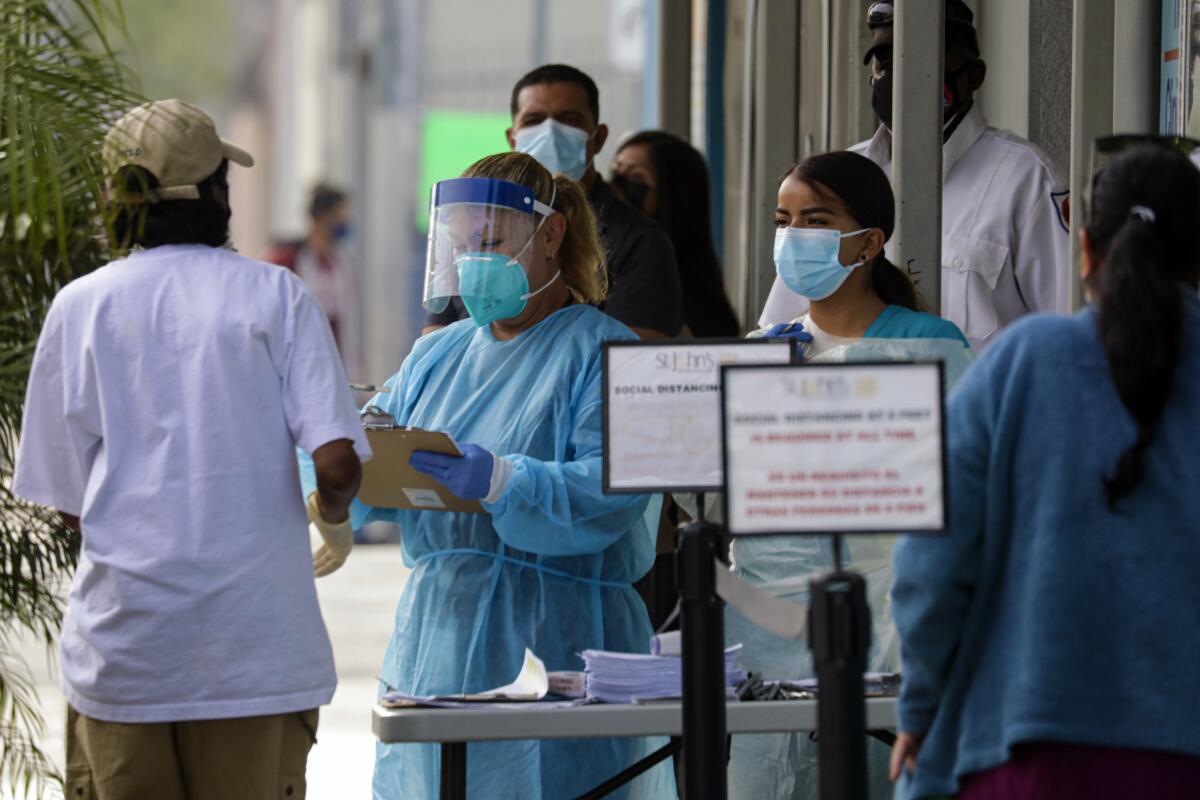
[461, 152, 608, 304]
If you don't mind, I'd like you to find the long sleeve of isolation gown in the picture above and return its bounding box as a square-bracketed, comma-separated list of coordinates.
[483, 353, 650, 556]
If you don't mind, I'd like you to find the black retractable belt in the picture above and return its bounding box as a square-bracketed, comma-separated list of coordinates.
[678, 516, 728, 800]
[808, 534, 871, 800]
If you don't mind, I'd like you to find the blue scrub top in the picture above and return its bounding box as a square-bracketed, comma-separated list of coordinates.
[865, 304, 970, 346]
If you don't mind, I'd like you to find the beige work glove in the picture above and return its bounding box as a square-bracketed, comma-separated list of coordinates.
[307, 491, 353, 577]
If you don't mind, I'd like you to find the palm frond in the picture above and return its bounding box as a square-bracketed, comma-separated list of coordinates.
[0, 630, 61, 798]
[0, 1, 137, 795]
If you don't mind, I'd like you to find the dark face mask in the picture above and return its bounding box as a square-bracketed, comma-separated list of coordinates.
[611, 173, 652, 216]
[870, 61, 975, 133]
[870, 71, 894, 130]
[941, 61, 973, 123]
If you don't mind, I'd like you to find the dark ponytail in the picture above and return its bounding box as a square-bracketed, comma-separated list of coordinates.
[785, 151, 921, 311]
[1085, 145, 1200, 510]
[869, 255, 920, 311]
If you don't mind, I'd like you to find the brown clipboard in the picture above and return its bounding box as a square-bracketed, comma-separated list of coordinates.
[358, 428, 485, 513]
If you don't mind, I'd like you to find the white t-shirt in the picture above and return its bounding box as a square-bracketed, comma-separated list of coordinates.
[759, 106, 1071, 350]
[795, 313, 857, 359]
[13, 244, 371, 723]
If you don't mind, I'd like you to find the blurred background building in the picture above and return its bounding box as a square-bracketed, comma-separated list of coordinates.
[114, 0, 1188, 387]
[117, 0, 680, 385]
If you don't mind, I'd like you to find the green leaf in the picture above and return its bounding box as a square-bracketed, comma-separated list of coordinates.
[0, 1, 138, 794]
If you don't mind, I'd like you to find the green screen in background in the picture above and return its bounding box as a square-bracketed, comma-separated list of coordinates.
[418, 110, 511, 230]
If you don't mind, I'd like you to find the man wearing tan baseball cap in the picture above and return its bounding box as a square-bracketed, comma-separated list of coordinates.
[14, 98, 371, 799]
[103, 98, 254, 201]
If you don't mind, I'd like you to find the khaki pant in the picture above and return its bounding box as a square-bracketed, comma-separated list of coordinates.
[65, 705, 319, 800]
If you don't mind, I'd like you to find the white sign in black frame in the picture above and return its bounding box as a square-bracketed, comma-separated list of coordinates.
[602, 338, 798, 494]
[720, 361, 948, 536]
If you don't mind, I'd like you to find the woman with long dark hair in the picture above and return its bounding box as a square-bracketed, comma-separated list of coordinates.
[612, 131, 740, 336]
[724, 150, 970, 800]
[753, 150, 967, 351]
[889, 142, 1200, 800]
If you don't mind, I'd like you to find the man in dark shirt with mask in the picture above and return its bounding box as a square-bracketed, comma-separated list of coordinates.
[424, 64, 684, 339]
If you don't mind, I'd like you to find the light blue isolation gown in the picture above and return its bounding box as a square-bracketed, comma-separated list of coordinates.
[726, 305, 973, 800]
[312, 305, 671, 799]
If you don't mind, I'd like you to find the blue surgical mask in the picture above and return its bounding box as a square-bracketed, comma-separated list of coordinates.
[774, 227, 870, 300]
[454, 217, 561, 327]
[514, 119, 592, 181]
[332, 222, 352, 242]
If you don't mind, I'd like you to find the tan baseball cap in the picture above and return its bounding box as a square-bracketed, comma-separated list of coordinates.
[103, 99, 254, 202]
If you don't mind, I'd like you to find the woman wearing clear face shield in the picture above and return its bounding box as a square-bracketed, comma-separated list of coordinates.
[725, 151, 972, 799]
[343, 153, 671, 799]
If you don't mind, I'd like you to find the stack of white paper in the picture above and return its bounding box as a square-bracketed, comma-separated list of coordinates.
[581, 645, 747, 703]
[380, 648, 556, 708]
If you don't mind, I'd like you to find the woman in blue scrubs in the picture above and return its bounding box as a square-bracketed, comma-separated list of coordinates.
[354, 153, 668, 798]
[753, 150, 969, 351]
[727, 151, 971, 800]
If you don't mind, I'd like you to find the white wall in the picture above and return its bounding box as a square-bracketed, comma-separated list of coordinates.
[257, 0, 652, 380]
[973, 0, 1032, 139]
[965, 0, 1073, 168]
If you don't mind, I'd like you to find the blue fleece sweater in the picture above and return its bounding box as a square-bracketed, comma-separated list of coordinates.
[891, 296, 1200, 799]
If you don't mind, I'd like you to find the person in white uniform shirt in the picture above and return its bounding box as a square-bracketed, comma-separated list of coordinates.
[759, 0, 1071, 350]
[12, 99, 371, 800]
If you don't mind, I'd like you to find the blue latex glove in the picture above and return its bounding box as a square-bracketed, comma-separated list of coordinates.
[765, 321, 815, 343]
[409, 443, 495, 500]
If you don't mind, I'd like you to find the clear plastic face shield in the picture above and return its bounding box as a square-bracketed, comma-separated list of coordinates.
[423, 177, 556, 319]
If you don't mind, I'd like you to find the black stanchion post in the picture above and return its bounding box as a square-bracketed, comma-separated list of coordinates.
[807, 533, 871, 800]
[678, 516, 727, 800]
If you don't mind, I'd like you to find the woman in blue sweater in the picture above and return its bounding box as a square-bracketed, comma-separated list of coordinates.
[889, 142, 1200, 799]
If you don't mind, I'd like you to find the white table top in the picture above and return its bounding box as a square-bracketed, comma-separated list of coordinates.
[373, 697, 897, 743]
